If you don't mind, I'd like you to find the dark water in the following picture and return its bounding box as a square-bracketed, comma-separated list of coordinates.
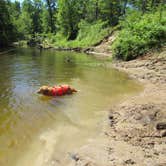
[0, 48, 141, 165]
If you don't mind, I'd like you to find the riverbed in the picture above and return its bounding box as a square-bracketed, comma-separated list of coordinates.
[0, 48, 141, 166]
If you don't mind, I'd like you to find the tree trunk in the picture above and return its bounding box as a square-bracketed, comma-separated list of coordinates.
[109, 2, 113, 25]
[142, 0, 147, 14]
[151, 0, 155, 8]
[123, 0, 128, 15]
[95, 0, 99, 20]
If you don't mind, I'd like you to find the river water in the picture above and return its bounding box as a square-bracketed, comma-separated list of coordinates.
[0, 48, 141, 166]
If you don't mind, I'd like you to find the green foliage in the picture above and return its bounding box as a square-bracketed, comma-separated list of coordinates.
[52, 20, 110, 48]
[41, 7, 51, 33]
[99, 0, 122, 25]
[74, 20, 110, 47]
[44, 0, 57, 32]
[57, 0, 83, 40]
[17, 10, 33, 37]
[112, 10, 166, 60]
[0, 0, 18, 47]
[17, 0, 43, 37]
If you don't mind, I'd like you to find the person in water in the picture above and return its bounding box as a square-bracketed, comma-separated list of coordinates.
[37, 85, 77, 96]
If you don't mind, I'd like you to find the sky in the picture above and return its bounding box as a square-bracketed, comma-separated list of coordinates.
[11, 0, 24, 2]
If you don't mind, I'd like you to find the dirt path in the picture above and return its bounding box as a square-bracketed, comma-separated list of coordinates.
[85, 32, 117, 57]
[64, 49, 166, 166]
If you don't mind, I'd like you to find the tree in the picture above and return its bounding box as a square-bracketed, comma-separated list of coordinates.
[32, 0, 43, 33]
[100, 0, 122, 26]
[0, 0, 16, 47]
[41, 6, 51, 33]
[57, 0, 83, 40]
[122, 0, 128, 15]
[17, 0, 33, 37]
[15, 0, 44, 38]
[45, 0, 57, 33]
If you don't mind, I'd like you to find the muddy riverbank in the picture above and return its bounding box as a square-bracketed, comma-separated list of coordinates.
[65, 49, 166, 166]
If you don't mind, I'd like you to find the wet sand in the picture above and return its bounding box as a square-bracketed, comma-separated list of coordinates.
[66, 49, 166, 166]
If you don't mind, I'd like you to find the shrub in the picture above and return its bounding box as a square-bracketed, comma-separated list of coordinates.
[112, 11, 166, 60]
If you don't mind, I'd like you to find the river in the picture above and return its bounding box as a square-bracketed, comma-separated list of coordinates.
[0, 48, 141, 166]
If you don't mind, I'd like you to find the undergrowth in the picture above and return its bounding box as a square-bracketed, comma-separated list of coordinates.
[112, 10, 166, 61]
[51, 20, 110, 48]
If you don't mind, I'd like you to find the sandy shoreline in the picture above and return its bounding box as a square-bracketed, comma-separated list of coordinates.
[64, 49, 166, 166]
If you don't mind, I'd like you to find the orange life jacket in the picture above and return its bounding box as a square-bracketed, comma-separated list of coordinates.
[51, 85, 69, 96]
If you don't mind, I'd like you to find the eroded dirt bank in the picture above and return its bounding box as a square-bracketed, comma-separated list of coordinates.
[64, 50, 166, 166]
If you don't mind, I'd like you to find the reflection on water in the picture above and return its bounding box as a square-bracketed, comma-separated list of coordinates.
[0, 48, 141, 166]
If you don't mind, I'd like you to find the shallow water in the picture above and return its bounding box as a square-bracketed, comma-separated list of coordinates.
[0, 48, 141, 166]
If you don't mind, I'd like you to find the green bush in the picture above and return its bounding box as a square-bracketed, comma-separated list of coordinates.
[112, 11, 166, 61]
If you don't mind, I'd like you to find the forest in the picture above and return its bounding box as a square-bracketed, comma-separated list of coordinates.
[0, 0, 166, 60]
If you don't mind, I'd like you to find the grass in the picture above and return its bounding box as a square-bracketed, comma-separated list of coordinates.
[49, 20, 111, 48]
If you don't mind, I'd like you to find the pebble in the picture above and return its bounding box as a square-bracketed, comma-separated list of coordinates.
[161, 131, 166, 137]
[156, 122, 166, 130]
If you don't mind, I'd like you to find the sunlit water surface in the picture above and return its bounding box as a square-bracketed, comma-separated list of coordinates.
[0, 48, 141, 166]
